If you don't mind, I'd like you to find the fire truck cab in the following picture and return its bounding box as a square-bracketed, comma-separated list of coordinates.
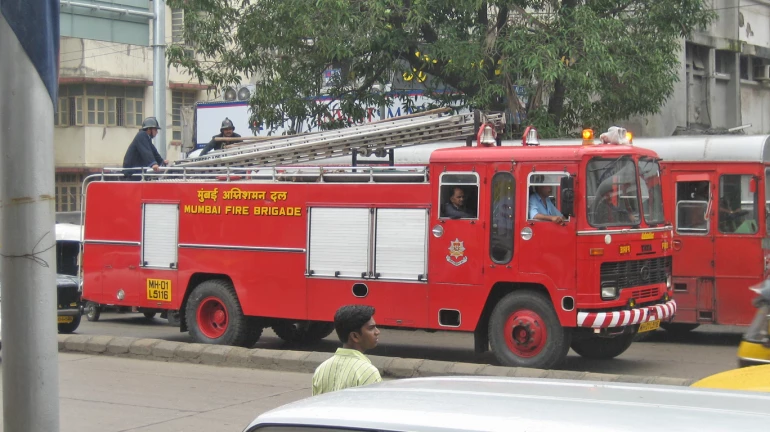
[81, 120, 675, 370]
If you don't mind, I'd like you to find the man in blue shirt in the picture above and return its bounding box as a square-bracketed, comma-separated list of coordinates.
[529, 185, 565, 224]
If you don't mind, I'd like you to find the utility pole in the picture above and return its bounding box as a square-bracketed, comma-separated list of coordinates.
[153, 0, 167, 158]
[1, 1, 61, 430]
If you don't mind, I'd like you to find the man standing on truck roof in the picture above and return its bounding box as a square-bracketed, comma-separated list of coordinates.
[199, 118, 242, 156]
[122, 117, 168, 180]
[312, 305, 382, 396]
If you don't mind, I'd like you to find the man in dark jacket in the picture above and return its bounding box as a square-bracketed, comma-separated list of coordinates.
[122, 117, 168, 180]
[199, 117, 242, 156]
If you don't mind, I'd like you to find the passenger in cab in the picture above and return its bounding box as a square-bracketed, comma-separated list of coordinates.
[443, 187, 474, 219]
[529, 184, 564, 224]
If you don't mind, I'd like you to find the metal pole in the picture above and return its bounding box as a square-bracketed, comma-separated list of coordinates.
[153, 0, 167, 159]
[0, 11, 60, 432]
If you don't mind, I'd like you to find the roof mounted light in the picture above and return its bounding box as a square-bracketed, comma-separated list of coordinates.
[477, 123, 497, 146]
[522, 125, 539, 146]
[581, 128, 594, 145]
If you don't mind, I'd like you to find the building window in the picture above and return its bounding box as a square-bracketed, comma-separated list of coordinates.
[55, 173, 85, 212]
[172, 90, 196, 141]
[55, 97, 69, 126]
[57, 84, 145, 128]
[87, 97, 106, 125]
[172, 8, 185, 44]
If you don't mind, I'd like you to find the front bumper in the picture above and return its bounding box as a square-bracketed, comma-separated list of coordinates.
[577, 299, 677, 329]
[57, 309, 81, 317]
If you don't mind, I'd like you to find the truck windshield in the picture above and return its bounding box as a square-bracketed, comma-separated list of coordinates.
[638, 157, 665, 225]
[586, 156, 641, 227]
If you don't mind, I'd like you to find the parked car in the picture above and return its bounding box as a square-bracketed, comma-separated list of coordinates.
[738, 279, 770, 367]
[243, 376, 770, 432]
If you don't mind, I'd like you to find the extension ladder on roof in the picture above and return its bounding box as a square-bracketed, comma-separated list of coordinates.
[173, 108, 505, 170]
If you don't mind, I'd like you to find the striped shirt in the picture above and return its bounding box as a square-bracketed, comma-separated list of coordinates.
[312, 348, 382, 396]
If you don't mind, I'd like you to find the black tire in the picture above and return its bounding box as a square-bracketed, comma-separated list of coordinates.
[661, 322, 700, 336]
[58, 314, 82, 334]
[272, 321, 334, 344]
[570, 333, 634, 359]
[143, 312, 157, 319]
[241, 324, 265, 348]
[488, 291, 571, 369]
[185, 279, 252, 347]
[85, 302, 100, 322]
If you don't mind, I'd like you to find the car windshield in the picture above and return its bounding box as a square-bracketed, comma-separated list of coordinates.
[586, 156, 641, 227]
[638, 157, 665, 225]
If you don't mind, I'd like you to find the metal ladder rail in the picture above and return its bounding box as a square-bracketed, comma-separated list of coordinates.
[176, 109, 457, 165]
[181, 113, 502, 170]
[176, 112, 460, 166]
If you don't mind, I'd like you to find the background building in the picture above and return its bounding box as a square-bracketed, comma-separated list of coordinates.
[629, 0, 770, 137]
[54, 1, 208, 212]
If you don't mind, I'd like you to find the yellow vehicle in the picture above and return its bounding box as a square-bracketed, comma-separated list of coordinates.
[738, 279, 770, 368]
[692, 365, 770, 393]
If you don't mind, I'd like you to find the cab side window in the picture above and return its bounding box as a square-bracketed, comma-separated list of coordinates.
[527, 173, 568, 221]
[675, 180, 709, 234]
[440, 173, 479, 220]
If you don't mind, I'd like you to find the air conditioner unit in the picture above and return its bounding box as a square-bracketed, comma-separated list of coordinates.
[754, 64, 770, 81]
[221, 84, 256, 101]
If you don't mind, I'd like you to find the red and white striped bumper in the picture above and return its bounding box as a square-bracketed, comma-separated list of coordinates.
[577, 300, 677, 329]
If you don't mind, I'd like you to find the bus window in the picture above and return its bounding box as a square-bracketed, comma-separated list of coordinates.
[676, 181, 709, 234]
[719, 174, 758, 234]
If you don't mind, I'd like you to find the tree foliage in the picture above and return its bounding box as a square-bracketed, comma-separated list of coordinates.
[167, 0, 714, 137]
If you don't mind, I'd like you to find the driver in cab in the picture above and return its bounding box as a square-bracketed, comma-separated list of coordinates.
[529, 183, 565, 224]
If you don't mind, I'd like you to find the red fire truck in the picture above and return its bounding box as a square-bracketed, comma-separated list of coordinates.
[374, 132, 770, 332]
[81, 112, 675, 369]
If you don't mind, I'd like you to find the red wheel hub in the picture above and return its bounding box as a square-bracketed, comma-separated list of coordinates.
[503, 310, 548, 358]
[197, 296, 229, 339]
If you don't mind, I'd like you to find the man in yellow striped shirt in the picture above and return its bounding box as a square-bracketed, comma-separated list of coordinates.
[312, 305, 382, 396]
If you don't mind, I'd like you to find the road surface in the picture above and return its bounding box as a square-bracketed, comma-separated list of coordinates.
[0, 353, 311, 432]
[75, 312, 743, 380]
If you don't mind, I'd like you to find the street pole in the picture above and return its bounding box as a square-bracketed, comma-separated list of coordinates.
[0, 1, 60, 430]
[153, 0, 167, 159]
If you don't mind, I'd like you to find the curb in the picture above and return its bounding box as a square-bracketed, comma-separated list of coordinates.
[58, 335, 696, 386]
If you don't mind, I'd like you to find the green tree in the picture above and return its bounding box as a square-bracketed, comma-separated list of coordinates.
[167, 0, 714, 137]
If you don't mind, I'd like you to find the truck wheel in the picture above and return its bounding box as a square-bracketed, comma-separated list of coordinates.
[488, 291, 571, 369]
[185, 279, 252, 347]
[58, 314, 82, 334]
[661, 323, 700, 336]
[85, 302, 100, 322]
[143, 312, 157, 319]
[241, 324, 265, 348]
[272, 321, 334, 344]
[570, 333, 634, 359]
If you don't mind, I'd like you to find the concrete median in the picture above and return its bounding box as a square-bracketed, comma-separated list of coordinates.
[57, 334, 696, 386]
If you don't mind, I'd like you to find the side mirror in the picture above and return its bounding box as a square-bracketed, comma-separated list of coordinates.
[560, 176, 575, 217]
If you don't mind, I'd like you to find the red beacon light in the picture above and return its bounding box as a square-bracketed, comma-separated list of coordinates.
[521, 125, 540, 146]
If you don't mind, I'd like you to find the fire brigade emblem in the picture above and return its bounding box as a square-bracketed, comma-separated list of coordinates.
[446, 238, 468, 266]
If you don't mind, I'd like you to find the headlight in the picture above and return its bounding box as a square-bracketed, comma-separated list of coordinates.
[666, 275, 672, 289]
[601, 286, 618, 300]
[78, 280, 83, 293]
